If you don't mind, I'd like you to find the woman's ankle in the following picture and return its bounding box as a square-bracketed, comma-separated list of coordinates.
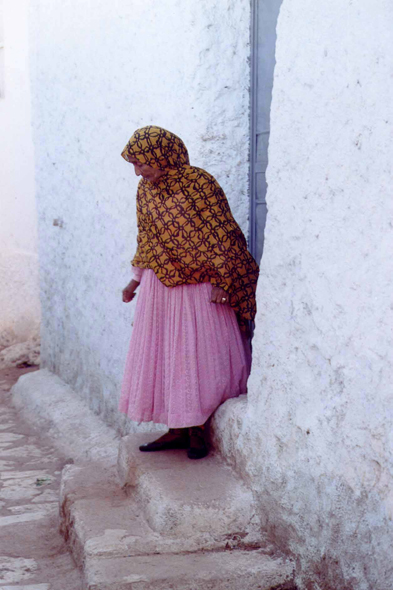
[168, 428, 189, 436]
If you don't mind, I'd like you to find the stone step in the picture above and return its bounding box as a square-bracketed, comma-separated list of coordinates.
[117, 433, 263, 543]
[60, 461, 268, 562]
[85, 550, 296, 590]
[60, 461, 295, 589]
[13, 370, 296, 589]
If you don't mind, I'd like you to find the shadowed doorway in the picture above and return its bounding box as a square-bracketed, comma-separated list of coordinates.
[249, 0, 284, 265]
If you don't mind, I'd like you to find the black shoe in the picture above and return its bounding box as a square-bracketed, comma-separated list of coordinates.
[139, 429, 190, 452]
[187, 426, 209, 460]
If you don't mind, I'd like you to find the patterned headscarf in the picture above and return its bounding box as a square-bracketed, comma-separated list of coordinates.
[121, 126, 259, 329]
[121, 125, 190, 170]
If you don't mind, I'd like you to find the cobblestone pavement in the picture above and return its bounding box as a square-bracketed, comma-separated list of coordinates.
[0, 366, 83, 590]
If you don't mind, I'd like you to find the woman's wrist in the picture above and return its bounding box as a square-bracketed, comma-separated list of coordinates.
[128, 278, 140, 290]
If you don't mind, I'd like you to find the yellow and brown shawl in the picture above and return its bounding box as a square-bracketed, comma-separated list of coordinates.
[121, 125, 259, 329]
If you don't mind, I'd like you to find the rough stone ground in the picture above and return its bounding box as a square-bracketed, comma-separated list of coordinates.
[0, 365, 82, 590]
[0, 337, 40, 371]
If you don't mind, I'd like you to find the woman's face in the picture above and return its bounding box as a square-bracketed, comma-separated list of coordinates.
[129, 158, 166, 183]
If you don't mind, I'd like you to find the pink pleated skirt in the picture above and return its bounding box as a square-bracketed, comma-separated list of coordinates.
[118, 268, 251, 428]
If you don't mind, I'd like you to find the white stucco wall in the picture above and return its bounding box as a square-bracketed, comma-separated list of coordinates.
[29, 0, 251, 429]
[29, 0, 393, 586]
[213, 1, 393, 589]
[0, 0, 40, 347]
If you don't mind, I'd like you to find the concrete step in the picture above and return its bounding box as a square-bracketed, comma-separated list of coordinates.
[60, 461, 295, 589]
[60, 462, 239, 562]
[85, 550, 296, 590]
[12, 370, 296, 589]
[117, 433, 263, 543]
[60, 460, 269, 562]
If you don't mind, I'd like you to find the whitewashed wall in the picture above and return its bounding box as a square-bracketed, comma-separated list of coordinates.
[29, 0, 251, 429]
[213, 1, 393, 589]
[0, 0, 40, 347]
[29, 0, 393, 586]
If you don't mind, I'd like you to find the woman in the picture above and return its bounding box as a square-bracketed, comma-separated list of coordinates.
[118, 126, 259, 459]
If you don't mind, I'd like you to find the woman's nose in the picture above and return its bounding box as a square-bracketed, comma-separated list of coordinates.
[134, 166, 141, 176]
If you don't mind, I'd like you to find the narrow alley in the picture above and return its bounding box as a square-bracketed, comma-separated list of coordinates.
[1, 1, 392, 587]
[0, 366, 82, 590]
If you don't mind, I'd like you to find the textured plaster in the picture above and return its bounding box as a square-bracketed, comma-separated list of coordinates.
[29, 0, 251, 432]
[26, 0, 393, 587]
[0, 0, 40, 347]
[213, 1, 393, 589]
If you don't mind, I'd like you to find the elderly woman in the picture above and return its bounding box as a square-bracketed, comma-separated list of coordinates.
[118, 126, 259, 459]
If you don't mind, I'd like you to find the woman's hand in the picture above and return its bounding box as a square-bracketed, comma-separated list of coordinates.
[122, 279, 140, 303]
[211, 286, 229, 304]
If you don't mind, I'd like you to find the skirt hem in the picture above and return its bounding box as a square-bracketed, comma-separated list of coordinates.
[118, 390, 247, 429]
